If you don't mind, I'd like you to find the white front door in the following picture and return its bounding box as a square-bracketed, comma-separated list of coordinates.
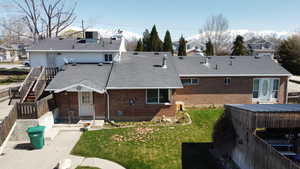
[258, 79, 271, 101]
[78, 92, 94, 117]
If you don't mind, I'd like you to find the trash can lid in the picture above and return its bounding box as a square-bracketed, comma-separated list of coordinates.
[27, 126, 46, 133]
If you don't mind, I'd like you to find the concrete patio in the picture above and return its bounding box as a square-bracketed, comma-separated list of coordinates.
[0, 130, 125, 169]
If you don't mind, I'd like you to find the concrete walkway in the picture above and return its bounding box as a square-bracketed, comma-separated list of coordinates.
[0, 100, 13, 123]
[0, 130, 125, 169]
[79, 157, 125, 169]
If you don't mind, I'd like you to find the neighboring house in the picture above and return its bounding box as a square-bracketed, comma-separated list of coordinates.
[246, 38, 276, 60]
[0, 43, 28, 61]
[26, 35, 291, 121]
[186, 47, 204, 56]
[27, 31, 127, 68]
[0, 45, 11, 61]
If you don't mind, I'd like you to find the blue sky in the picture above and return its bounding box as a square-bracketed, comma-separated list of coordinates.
[1, 0, 300, 39]
[73, 0, 300, 39]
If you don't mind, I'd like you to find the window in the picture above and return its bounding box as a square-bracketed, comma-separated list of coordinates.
[81, 92, 92, 104]
[181, 78, 199, 86]
[146, 89, 170, 104]
[253, 79, 259, 98]
[272, 79, 280, 99]
[224, 77, 231, 86]
[105, 54, 113, 62]
[252, 78, 280, 100]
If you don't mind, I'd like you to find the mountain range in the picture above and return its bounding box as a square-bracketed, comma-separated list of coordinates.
[68, 27, 296, 43]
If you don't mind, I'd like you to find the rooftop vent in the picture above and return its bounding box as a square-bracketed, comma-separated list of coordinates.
[254, 55, 261, 59]
[162, 55, 168, 69]
[215, 64, 218, 70]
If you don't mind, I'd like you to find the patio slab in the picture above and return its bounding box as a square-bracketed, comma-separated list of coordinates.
[0, 131, 82, 169]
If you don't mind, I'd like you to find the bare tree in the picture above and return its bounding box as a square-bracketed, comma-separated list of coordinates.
[0, 17, 31, 44]
[200, 14, 230, 55]
[12, 0, 77, 41]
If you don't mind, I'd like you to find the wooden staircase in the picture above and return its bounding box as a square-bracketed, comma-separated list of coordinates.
[9, 67, 59, 104]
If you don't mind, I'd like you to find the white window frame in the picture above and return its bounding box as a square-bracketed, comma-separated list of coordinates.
[181, 78, 200, 86]
[252, 78, 280, 102]
[224, 77, 231, 86]
[271, 78, 280, 100]
[146, 89, 171, 105]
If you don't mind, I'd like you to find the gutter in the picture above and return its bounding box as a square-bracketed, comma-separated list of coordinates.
[27, 50, 120, 52]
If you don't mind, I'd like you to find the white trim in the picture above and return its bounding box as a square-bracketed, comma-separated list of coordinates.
[252, 78, 280, 102]
[107, 86, 182, 89]
[179, 74, 292, 77]
[181, 78, 200, 86]
[27, 50, 119, 52]
[46, 83, 105, 94]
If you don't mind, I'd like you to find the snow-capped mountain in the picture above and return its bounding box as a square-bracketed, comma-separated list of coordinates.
[66, 27, 142, 42]
[187, 29, 295, 42]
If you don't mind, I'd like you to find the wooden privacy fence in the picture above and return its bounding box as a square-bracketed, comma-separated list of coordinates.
[17, 94, 54, 119]
[0, 104, 17, 146]
[248, 134, 300, 169]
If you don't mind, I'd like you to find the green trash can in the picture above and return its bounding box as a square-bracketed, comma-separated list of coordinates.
[27, 126, 46, 149]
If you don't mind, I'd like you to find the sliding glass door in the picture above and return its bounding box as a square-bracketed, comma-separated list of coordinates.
[253, 78, 280, 102]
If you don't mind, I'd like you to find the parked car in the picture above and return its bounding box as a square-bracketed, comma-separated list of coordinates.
[22, 60, 30, 67]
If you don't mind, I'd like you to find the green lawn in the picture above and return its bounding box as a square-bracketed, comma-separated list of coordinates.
[72, 108, 223, 169]
[76, 166, 101, 169]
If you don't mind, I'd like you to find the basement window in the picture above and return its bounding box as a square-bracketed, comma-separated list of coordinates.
[181, 78, 199, 86]
[146, 89, 171, 104]
[105, 54, 113, 62]
[224, 77, 231, 86]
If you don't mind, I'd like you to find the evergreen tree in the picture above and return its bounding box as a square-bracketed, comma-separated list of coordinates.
[135, 39, 144, 51]
[278, 35, 300, 75]
[142, 29, 150, 51]
[149, 25, 163, 51]
[231, 35, 249, 56]
[163, 30, 173, 54]
[205, 39, 214, 56]
[178, 36, 187, 56]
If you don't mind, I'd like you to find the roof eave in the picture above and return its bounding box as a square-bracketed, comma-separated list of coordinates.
[179, 74, 292, 77]
[27, 49, 120, 52]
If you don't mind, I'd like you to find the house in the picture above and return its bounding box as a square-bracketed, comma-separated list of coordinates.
[0, 43, 28, 62]
[27, 31, 127, 68]
[26, 34, 291, 121]
[218, 104, 300, 169]
[246, 38, 276, 60]
[45, 52, 182, 121]
[174, 55, 291, 106]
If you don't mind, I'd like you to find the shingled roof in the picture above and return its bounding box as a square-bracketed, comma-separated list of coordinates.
[27, 38, 122, 52]
[174, 56, 291, 77]
[46, 64, 112, 93]
[107, 52, 183, 89]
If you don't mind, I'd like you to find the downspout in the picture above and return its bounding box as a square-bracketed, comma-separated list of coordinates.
[104, 61, 114, 122]
[285, 77, 289, 104]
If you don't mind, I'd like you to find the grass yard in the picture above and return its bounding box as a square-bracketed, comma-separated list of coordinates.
[76, 166, 101, 169]
[72, 108, 224, 169]
[0, 75, 27, 85]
